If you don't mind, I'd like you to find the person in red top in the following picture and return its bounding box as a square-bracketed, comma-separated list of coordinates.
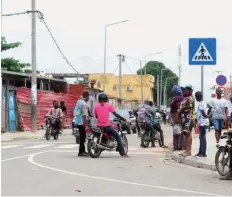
[94, 93, 127, 156]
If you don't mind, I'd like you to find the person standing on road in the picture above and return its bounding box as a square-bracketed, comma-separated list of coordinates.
[227, 94, 232, 129]
[179, 85, 195, 157]
[195, 91, 208, 157]
[208, 88, 228, 148]
[74, 91, 91, 157]
[170, 85, 185, 151]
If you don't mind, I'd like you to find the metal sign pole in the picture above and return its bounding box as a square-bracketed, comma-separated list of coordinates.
[201, 66, 204, 96]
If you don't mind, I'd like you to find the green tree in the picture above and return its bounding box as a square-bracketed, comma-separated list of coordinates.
[137, 61, 179, 106]
[1, 37, 30, 72]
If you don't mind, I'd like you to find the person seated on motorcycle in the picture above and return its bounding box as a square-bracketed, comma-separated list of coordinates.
[137, 100, 157, 147]
[94, 93, 127, 156]
[134, 104, 141, 137]
[46, 100, 63, 135]
[148, 101, 168, 148]
[220, 130, 232, 181]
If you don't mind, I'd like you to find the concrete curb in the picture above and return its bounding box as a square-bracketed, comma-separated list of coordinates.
[171, 151, 216, 171]
[1, 132, 72, 142]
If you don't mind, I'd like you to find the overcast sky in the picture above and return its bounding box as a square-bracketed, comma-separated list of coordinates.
[1, 0, 232, 100]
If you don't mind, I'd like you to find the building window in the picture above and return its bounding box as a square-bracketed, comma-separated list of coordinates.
[113, 85, 117, 91]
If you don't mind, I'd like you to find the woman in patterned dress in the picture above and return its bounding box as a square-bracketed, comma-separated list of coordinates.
[170, 85, 185, 151]
[179, 85, 195, 157]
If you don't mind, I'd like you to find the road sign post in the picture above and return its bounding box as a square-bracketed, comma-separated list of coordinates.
[189, 38, 217, 96]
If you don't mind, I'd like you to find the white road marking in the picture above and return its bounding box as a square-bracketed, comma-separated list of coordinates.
[51, 150, 160, 155]
[27, 151, 222, 196]
[1, 145, 21, 149]
[24, 144, 53, 149]
[1, 150, 49, 163]
[55, 144, 79, 149]
[128, 147, 139, 151]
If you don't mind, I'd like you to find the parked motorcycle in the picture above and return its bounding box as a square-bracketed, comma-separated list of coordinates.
[87, 118, 128, 158]
[215, 131, 232, 176]
[44, 115, 60, 140]
[139, 120, 162, 148]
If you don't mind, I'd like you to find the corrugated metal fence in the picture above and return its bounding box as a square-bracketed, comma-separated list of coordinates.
[17, 87, 80, 131]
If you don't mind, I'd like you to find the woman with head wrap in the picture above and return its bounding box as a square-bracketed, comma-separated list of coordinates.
[170, 85, 186, 151]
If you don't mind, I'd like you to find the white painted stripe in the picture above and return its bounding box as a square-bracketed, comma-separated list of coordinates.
[55, 144, 79, 149]
[128, 147, 139, 151]
[1, 145, 21, 149]
[24, 144, 53, 149]
[28, 151, 222, 196]
[1, 150, 50, 163]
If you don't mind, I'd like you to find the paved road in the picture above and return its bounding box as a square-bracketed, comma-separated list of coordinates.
[1, 127, 231, 196]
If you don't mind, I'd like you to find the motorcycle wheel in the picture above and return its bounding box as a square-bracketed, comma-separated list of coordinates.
[132, 128, 137, 134]
[141, 134, 150, 148]
[53, 129, 59, 140]
[87, 134, 102, 158]
[45, 128, 51, 140]
[75, 135, 80, 144]
[120, 135, 128, 156]
[215, 147, 230, 176]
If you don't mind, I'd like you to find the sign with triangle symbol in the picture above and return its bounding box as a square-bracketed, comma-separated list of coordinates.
[191, 42, 214, 62]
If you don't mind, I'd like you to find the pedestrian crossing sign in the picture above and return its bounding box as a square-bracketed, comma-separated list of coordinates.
[189, 38, 216, 65]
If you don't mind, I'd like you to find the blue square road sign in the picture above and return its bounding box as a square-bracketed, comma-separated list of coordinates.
[189, 38, 217, 65]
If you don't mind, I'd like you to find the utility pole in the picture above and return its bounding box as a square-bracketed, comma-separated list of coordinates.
[140, 60, 144, 103]
[163, 83, 166, 107]
[156, 75, 160, 107]
[144, 57, 146, 100]
[118, 54, 123, 99]
[31, 0, 37, 132]
[230, 75, 232, 96]
[178, 45, 181, 85]
[201, 66, 204, 95]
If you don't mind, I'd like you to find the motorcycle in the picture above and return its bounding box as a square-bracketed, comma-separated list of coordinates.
[87, 118, 128, 158]
[139, 120, 162, 148]
[44, 115, 60, 140]
[215, 131, 232, 176]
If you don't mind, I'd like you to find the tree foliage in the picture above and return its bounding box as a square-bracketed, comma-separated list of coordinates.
[137, 61, 179, 106]
[1, 37, 30, 72]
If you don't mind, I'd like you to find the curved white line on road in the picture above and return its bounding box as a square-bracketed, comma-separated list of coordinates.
[1, 150, 50, 163]
[28, 151, 223, 196]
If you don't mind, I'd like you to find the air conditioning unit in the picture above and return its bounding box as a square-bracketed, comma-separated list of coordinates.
[126, 86, 133, 92]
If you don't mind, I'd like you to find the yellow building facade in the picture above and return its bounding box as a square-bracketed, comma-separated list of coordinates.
[88, 73, 155, 102]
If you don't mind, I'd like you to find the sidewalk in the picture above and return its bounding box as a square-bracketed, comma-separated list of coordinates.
[171, 131, 227, 171]
[1, 129, 73, 142]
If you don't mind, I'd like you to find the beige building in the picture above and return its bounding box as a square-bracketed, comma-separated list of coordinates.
[88, 73, 155, 102]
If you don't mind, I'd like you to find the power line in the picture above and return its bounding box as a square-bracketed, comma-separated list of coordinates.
[37, 11, 79, 74]
[2, 11, 31, 17]
[124, 60, 140, 83]
[2, 10, 81, 75]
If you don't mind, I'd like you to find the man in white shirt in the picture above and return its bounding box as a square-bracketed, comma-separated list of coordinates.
[195, 91, 208, 157]
[228, 94, 232, 128]
[208, 88, 228, 147]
